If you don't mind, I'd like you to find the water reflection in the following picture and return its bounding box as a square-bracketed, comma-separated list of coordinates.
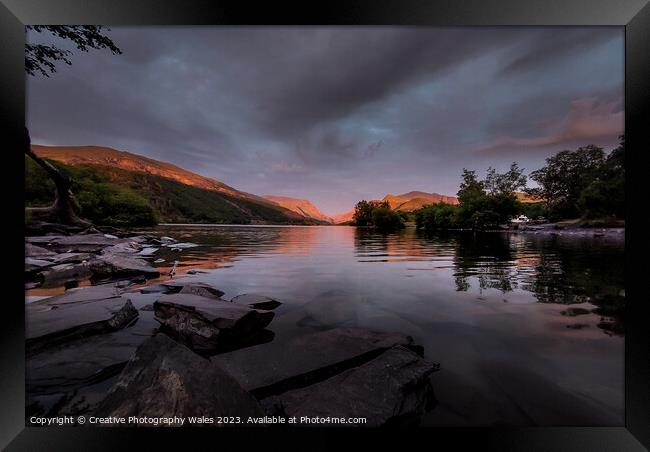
[28, 224, 623, 425]
[352, 227, 624, 334]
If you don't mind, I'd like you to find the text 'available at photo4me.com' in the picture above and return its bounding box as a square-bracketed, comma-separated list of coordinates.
[29, 415, 369, 426]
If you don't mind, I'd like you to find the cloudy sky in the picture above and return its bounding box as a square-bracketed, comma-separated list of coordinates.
[26, 27, 623, 215]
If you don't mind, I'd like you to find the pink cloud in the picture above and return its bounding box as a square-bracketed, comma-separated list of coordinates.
[477, 96, 623, 155]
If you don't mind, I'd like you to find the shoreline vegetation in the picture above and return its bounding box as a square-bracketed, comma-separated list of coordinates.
[348, 138, 625, 234]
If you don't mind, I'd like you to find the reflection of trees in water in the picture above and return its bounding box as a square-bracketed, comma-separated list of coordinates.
[419, 230, 625, 335]
[450, 232, 518, 293]
[519, 235, 625, 334]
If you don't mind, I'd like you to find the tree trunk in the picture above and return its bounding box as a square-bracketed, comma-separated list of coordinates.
[24, 127, 91, 227]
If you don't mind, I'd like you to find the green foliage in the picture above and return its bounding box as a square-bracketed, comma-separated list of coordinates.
[521, 202, 548, 221]
[353, 200, 404, 231]
[527, 144, 608, 220]
[415, 203, 459, 230]
[455, 163, 526, 230]
[371, 206, 405, 231]
[484, 163, 527, 196]
[25, 158, 312, 226]
[579, 137, 625, 219]
[26, 156, 157, 227]
[74, 182, 158, 227]
[26, 26, 122, 77]
[25, 156, 55, 206]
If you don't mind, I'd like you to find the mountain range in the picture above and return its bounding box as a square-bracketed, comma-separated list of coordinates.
[30, 145, 322, 225]
[29, 145, 471, 225]
[262, 196, 334, 224]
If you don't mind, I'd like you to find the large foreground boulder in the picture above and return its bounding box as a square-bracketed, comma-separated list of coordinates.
[154, 294, 274, 352]
[26, 289, 138, 355]
[211, 328, 420, 398]
[94, 333, 265, 424]
[262, 345, 438, 426]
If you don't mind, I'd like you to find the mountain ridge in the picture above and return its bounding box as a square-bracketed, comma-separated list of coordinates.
[263, 195, 334, 224]
[30, 145, 314, 224]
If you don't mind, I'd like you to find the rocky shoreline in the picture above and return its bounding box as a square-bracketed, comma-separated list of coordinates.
[25, 226, 440, 426]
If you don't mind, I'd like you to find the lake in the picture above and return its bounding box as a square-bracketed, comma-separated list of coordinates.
[143, 224, 624, 426]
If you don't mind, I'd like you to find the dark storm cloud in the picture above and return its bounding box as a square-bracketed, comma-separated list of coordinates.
[27, 27, 623, 214]
[499, 28, 619, 77]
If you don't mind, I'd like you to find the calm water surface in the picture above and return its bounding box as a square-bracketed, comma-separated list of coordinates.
[144, 225, 625, 426]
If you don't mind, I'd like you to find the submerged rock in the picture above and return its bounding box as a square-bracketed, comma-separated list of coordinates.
[231, 294, 282, 310]
[154, 294, 274, 352]
[26, 292, 138, 356]
[164, 242, 198, 249]
[94, 333, 265, 423]
[211, 327, 418, 398]
[263, 345, 438, 426]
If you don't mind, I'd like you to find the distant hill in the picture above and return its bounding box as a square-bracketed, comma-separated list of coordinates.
[263, 196, 333, 224]
[29, 145, 316, 225]
[382, 191, 459, 211]
[515, 191, 543, 203]
[330, 191, 458, 224]
[330, 209, 355, 224]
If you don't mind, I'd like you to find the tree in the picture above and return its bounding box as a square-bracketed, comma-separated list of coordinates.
[484, 162, 527, 196]
[25, 26, 121, 226]
[527, 145, 605, 220]
[371, 206, 405, 231]
[353, 200, 389, 226]
[579, 135, 625, 219]
[415, 203, 459, 230]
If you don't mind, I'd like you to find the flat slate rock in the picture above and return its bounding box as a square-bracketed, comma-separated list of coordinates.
[90, 254, 160, 278]
[160, 280, 225, 297]
[39, 262, 93, 288]
[140, 282, 224, 297]
[262, 345, 438, 426]
[211, 327, 416, 398]
[27, 234, 129, 253]
[32, 284, 123, 306]
[154, 294, 274, 351]
[231, 294, 282, 310]
[25, 257, 55, 272]
[26, 307, 159, 397]
[178, 284, 225, 299]
[47, 252, 93, 265]
[25, 243, 56, 257]
[26, 294, 138, 355]
[94, 333, 265, 423]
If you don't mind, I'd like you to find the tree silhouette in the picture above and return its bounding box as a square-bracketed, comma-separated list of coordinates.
[25, 26, 121, 227]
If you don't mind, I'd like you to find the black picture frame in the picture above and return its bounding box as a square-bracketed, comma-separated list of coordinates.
[2, 1, 648, 450]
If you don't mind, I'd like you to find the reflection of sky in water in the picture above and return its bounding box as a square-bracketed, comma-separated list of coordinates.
[19, 225, 620, 425]
[128, 225, 624, 426]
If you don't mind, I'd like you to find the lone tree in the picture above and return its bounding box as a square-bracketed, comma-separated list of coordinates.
[25, 26, 121, 226]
